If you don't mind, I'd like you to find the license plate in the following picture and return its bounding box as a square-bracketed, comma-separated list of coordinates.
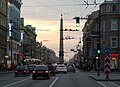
[38, 71, 43, 73]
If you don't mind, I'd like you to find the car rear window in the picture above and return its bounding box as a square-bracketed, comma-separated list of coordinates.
[34, 66, 48, 70]
[16, 66, 26, 69]
[58, 65, 65, 67]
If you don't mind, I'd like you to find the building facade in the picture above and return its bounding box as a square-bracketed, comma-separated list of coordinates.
[82, 0, 120, 70]
[0, 0, 8, 63]
[7, 0, 22, 65]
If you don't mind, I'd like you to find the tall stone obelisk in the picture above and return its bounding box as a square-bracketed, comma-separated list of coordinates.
[59, 14, 64, 64]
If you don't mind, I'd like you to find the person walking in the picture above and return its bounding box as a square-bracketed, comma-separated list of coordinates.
[5, 64, 8, 72]
[0, 62, 2, 72]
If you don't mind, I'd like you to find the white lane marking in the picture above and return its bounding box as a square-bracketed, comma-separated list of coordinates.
[49, 77, 58, 87]
[3, 77, 31, 87]
[96, 81, 107, 87]
[108, 81, 120, 87]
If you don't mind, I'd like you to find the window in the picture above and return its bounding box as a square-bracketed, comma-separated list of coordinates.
[111, 19, 118, 30]
[112, 5, 117, 12]
[106, 4, 110, 12]
[110, 36, 118, 48]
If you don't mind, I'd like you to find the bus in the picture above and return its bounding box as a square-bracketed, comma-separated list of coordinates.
[24, 58, 42, 65]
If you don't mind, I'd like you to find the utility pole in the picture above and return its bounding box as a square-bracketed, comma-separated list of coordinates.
[59, 14, 64, 64]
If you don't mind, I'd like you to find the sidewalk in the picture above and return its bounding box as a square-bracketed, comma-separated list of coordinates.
[89, 72, 120, 81]
[0, 71, 13, 75]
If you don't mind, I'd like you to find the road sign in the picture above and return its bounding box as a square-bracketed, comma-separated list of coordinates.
[104, 56, 110, 74]
[104, 48, 111, 54]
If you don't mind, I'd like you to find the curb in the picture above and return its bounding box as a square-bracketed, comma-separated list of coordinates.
[89, 75, 120, 81]
[0, 71, 13, 75]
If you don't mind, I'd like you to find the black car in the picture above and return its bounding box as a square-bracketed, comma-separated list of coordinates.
[32, 65, 50, 79]
[14, 65, 30, 77]
[47, 65, 56, 76]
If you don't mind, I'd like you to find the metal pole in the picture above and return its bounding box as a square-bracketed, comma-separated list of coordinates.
[117, 1, 120, 72]
[31, 39, 32, 58]
[10, 36, 13, 70]
[97, 9, 101, 76]
[22, 43, 24, 65]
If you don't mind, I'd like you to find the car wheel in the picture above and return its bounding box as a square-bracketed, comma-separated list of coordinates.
[64, 72, 67, 74]
[32, 76, 36, 80]
[15, 74, 18, 77]
[47, 76, 50, 79]
[28, 73, 30, 76]
[53, 73, 55, 76]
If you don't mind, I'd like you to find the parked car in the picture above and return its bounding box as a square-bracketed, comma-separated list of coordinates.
[14, 65, 30, 77]
[27, 64, 36, 73]
[32, 65, 50, 79]
[47, 65, 56, 76]
[56, 64, 67, 74]
[67, 64, 76, 73]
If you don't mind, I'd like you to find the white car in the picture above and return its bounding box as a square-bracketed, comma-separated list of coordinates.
[56, 64, 67, 74]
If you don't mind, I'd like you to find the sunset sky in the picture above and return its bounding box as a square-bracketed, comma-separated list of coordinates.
[21, 0, 105, 61]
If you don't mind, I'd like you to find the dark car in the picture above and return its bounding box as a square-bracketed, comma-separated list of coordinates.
[27, 64, 36, 73]
[14, 65, 30, 77]
[47, 65, 56, 76]
[32, 65, 50, 79]
[67, 64, 76, 73]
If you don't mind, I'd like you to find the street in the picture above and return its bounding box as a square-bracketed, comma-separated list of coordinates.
[0, 70, 120, 87]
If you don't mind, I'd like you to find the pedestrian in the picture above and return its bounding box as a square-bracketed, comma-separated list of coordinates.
[2, 63, 5, 72]
[0, 62, 2, 72]
[5, 64, 8, 72]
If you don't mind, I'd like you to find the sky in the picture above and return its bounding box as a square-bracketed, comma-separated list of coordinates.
[21, 0, 106, 61]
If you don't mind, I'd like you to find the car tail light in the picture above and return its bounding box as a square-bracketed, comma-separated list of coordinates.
[15, 70, 18, 72]
[24, 70, 26, 72]
[45, 70, 49, 73]
[33, 71, 36, 73]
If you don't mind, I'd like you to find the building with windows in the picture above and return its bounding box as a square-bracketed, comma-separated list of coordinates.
[0, 0, 8, 63]
[82, 0, 120, 70]
[7, 0, 22, 65]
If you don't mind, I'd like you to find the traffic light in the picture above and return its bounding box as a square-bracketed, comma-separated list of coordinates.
[97, 43, 101, 55]
[76, 17, 80, 27]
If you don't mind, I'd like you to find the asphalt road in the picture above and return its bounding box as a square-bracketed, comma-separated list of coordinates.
[0, 71, 120, 87]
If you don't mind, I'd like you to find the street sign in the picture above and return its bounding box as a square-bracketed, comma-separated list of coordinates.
[104, 56, 110, 79]
[104, 48, 111, 54]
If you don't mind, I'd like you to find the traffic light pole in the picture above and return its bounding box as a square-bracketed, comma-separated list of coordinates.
[97, 9, 101, 76]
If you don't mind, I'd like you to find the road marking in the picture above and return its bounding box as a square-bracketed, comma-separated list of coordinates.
[108, 81, 120, 87]
[49, 77, 58, 87]
[97, 81, 107, 87]
[3, 77, 31, 87]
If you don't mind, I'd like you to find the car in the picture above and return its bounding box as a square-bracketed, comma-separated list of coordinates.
[47, 65, 56, 76]
[67, 64, 76, 73]
[14, 65, 30, 77]
[27, 64, 36, 73]
[32, 65, 50, 79]
[56, 64, 67, 74]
